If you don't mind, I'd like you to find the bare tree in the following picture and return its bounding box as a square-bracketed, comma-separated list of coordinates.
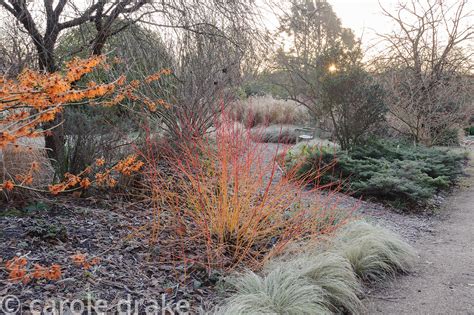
[320, 66, 386, 150]
[375, 0, 474, 145]
[0, 0, 153, 72]
[0, 17, 35, 76]
[119, 1, 262, 139]
[163, 29, 245, 139]
[129, 23, 252, 139]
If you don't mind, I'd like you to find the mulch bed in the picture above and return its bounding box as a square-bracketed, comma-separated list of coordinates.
[0, 197, 217, 314]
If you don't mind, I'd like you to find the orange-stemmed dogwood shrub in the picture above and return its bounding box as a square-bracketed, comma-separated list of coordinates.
[137, 114, 351, 272]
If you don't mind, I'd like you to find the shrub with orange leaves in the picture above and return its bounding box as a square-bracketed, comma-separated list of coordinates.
[1, 149, 143, 197]
[46, 264, 62, 280]
[44, 154, 144, 195]
[0, 57, 169, 195]
[0, 56, 114, 148]
[138, 113, 351, 272]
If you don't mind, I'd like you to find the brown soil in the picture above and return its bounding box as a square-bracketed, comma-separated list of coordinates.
[0, 198, 216, 314]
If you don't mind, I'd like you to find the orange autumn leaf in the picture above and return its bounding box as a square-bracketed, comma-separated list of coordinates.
[71, 253, 86, 266]
[24, 175, 33, 185]
[5, 257, 28, 283]
[80, 178, 91, 189]
[145, 69, 172, 83]
[31, 161, 40, 172]
[144, 98, 158, 112]
[5, 257, 27, 270]
[48, 183, 66, 195]
[113, 155, 144, 176]
[95, 172, 110, 186]
[15, 174, 33, 185]
[95, 158, 105, 167]
[107, 177, 117, 188]
[117, 75, 126, 85]
[70, 252, 99, 270]
[82, 261, 92, 270]
[2, 180, 14, 191]
[32, 264, 47, 279]
[18, 257, 27, 266]
[8, 267, 27, 283]
[46, 264, 62, 280]
[90, 257, 100, 265]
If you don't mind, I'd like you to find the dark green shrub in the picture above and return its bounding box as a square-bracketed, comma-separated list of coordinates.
[433, 128, 460, 146]
[286, 140, 466, 209]
[464, 126, 474, 136]
[319, 65, 387, 150]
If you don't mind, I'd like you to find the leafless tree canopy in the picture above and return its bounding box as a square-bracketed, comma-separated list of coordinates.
[0, 0, 262, 71]
[0, 0, 155, 72]
[0, 16, 35, 75]
[375, 0, 474, 144]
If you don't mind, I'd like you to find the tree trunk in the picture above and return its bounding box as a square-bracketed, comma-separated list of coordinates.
[36, 44, 66, 174]
[44, 121, 66, 173]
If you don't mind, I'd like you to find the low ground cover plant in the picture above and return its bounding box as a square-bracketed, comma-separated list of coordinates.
[286, 140, 467, 209]
[251, 125, 300, 144]
[217, 220, 415, 315]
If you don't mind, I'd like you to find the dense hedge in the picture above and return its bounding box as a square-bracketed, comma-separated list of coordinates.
[465, 126, 474, 136]
[286, 140, 467, 209]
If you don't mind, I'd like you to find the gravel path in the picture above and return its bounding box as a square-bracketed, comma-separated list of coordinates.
[365, 153, 474, 315]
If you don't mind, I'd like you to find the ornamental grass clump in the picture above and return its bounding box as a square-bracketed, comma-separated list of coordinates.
[334, 221, 416, 282]
[263, 251, 364, 314]
[216, 267, 331, 315]
[217, 221, 415, 314]
[300, 252, 363, 314]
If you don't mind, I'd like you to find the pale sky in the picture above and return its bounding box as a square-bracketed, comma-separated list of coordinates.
[257, 0, 401, 56]
[331, 0, 473, 57]
[260, 0, 473, 56]
[329, 0, 398, 45]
